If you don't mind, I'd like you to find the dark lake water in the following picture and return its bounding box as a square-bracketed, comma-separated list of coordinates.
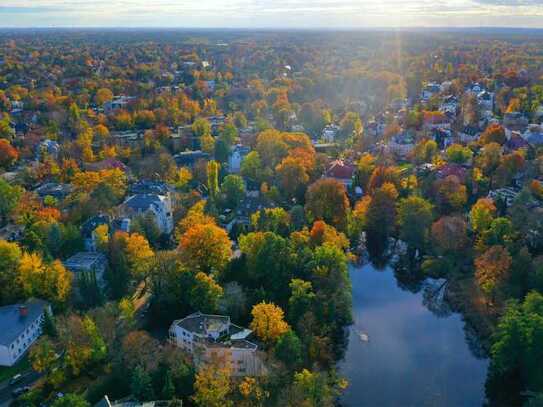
[338, 263, 488, 407]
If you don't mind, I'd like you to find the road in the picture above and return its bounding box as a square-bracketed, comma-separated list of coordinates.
[0, 371, 41, 407]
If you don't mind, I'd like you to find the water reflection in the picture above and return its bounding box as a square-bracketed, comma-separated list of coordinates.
[338, 263, 488, 407]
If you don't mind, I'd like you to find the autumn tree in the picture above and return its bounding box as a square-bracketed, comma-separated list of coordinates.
[95, 88, 113, 106]
[446, 144, 473, 164]
[0, 139, 18, 168]
[431, 216, 468, 256]
[250, 302, 290, 344]
[475, 245, 512, 301]
[480, 123, 506, 145]
[192, 364, 232, 407]
[470, 198, 497, 235]
[179, 223, 232, 273]
[305, 178, 350, 230]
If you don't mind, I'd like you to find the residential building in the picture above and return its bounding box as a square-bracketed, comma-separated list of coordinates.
[321, 124, 340, 143]
[169, 312, 266, 377]
[122, 193, 173, 234]
[81, 214, 111, 252]
[523, 124, 543, 146]
[325, 160, 355, 188]
[64, 252, 108, 290]
[174, 150, 209, 168]
[228, 145, 250, 173]
[0, 299, 51, 367]
[104, 96, 137, 114]
[34, 182, 72, 202]
[95, 395, 171, 407]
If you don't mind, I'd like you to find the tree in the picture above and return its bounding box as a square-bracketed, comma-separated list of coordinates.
[179, 223, 232, 273]
[192, 117, 211, 137]
[251, 208, 291, 236]
[355, 153, 376, 191]
[131, 365, 155, 401]
[207, 160, 220, 199]
[175, 200, 215, 239]
[470, 198, 497, 234]
[29, 337, 57, 374]
[288, 279, 316, 326]
[434, 175, 467, 214]
[0, 139, 18, 168]
[431, 216, 468, 256]
[305, 178, 350, 230]
[276, 156, 309, 201]
[192, 364, 232, 407]
[475, 245, 512, 301]
[275, 330, 303, 370]
[51, 394, 90, 407]
[250, 302, 290, 344]
[124, 233, 154, 280]
[446, 144, 473, 164]
[0, 240, 22, 304]
[480, 123, 506, 145]
[190, 272, 223, 312]
[241, 151, 263, 185]
[339, 111, 362, 140]
[398, 196, 434, 253]
[365, 183, 398, 254]
[221, 175, 245, 209]
[487, 291, 543, 405]
[95, 88, 113, 106]
[0, 179, 22, 226]
[289, 369, 337, 407]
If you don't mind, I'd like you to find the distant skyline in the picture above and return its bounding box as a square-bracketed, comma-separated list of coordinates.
[1, 0, 543, 28]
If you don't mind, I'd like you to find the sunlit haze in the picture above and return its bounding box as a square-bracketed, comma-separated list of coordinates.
[2, 0, 543, 28]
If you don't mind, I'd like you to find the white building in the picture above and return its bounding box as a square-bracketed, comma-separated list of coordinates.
[64, 252, 108, 291]
[122, 193, 173, 234]
[229, 145, 250, 173]
[169, 312, 266, 376]
[0, 299, 51, 367]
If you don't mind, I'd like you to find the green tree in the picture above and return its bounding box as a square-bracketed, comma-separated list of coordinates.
[221, 175, 245, 209]
[131, 365, 155, 401]
[275, 330, 303, 370]
[0, 179, 22, 226]
[51, 394, 90, 407]
[398, 196, 433, 253]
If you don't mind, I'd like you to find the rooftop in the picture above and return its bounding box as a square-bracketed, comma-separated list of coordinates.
[64, 252, 107, 272]
[0, 298, 49, 346]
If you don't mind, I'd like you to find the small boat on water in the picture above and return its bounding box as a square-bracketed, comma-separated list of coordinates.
[356, 330, 369, 342]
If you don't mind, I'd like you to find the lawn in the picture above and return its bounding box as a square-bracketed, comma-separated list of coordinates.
[0, 356, 31, 384]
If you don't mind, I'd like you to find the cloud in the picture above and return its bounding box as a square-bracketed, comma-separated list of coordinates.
[0, 0, 543, 27]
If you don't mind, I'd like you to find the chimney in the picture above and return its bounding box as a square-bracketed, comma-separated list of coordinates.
[19, 305, 28, 318]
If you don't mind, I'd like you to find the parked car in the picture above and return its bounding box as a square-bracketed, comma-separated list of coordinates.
[8, 374, 23, 386]
[12, 386, 30, 397]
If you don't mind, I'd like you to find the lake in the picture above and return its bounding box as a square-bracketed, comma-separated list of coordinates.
[338, 263, 489, 407]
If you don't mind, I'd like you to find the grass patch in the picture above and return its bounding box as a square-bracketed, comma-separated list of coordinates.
[0, 355, 31, 383]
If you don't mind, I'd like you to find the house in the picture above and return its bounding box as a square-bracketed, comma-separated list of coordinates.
[477, 90, 494, 111]
[522, 124, 543, 146]
[439, 95, 458, 116]
[459, 125, 481, 144]
[35, 139, 60, 161]
[228, 145, 250, 173]
[169, 312, 266, 376]
[64, 252, 108, 290]
[110, 131, 144, 148]
[321, 124, 340, 143]
[85, 158, 128, 173]
[174, 150, 209, 168]
[81, 214, 111, 252]
[423, 112, 451, 131]
[387, 132, 416, 159]
[104, 96, 137, 114]
[95, 395, 170, 407]
[488, 187, 520, 208]
[0, 299, 51, 367]
[504, 112, 529, 132]
[122, 193, 173, 234]
[34, 182, 72, 202]
[421, 83, 441, 102]
[506, 132, 530, 151]
[325, 160, 355, 188]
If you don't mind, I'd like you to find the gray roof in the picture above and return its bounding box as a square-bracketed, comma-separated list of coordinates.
[0, 298, 50, 346]
[176, 312, 230, 335]
[124, 194, 163, 212]
[64, 252, 107, 272]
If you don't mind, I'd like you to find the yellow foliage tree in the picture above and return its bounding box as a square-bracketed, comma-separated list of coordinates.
[250, 302, 289, 344]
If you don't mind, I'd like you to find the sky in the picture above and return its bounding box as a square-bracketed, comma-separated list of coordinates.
[1, 0, 543, 28]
